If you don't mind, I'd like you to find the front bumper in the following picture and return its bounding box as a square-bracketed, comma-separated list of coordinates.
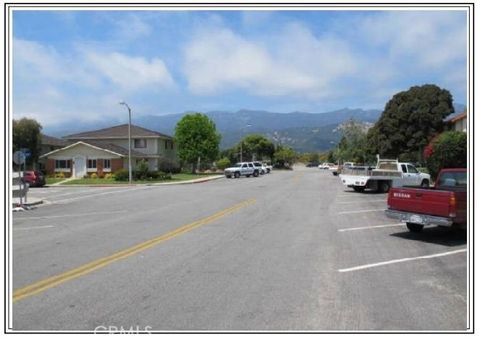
[384, 209, 453, 227]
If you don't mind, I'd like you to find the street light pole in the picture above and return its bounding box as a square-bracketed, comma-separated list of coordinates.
[119, 102, 132, 184]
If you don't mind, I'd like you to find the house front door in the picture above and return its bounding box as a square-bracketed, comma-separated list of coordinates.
[73, 156, 86, 178]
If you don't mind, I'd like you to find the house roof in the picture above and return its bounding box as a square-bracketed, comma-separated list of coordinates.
[448, 111, 467, 123]
[41, 134, 67, 147]
[40, 141, 149, 159]
[62, 124, 173, 140]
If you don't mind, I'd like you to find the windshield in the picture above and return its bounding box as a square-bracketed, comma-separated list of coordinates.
[437, 171, 467, 188]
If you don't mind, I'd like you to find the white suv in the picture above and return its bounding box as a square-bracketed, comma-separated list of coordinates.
[224, 162, 259, 178]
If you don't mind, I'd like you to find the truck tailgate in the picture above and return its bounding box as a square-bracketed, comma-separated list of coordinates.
[388, 188, 453, 218]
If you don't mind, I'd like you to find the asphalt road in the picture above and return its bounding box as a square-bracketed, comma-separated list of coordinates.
[11, 167, 468, 331]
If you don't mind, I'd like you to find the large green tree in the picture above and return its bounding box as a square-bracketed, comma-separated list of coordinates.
[175, 113, 221, 173]
[274, 146, 296, 168]
[13, 117, 42, 169]
[367, 84, 454, 160]
[236, 134, 275, 161]
[333, 118, 371, 164]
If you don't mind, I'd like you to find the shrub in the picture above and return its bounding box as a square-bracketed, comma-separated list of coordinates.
[216, 157, 231, 170]
[146, 171, 160, 180]
[114, 169, 129, 181]
[135, 160, 149, 180]
[158, 157, 181, 174]
[55, 172, 65, 179]
[90, 172, 98, 179]
[425, 131, 467, 179]
[104, 173, 113, 179]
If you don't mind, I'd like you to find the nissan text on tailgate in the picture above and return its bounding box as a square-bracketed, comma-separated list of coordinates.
[385, 168, 467, 232]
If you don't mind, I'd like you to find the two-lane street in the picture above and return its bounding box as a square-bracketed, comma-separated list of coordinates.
[12, 167, 468, 331]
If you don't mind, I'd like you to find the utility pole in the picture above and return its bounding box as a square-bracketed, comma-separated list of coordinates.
[119, 102, 132, 184]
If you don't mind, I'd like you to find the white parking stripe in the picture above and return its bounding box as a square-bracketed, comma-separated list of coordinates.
[13, 210, 125, 220]
[338, 223, 405, 232]
[14, 225, 55, 231]
[338, 249, 467, 273]
[337, 209, 385, 214]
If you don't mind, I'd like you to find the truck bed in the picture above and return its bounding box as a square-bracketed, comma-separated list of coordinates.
[387, 186, 467, 222]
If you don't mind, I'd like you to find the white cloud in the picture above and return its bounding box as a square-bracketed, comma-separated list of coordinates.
[183, 23, 357, 99]
[359, 11, 466, 69]
[13, 38, 175, 125]
[85, 51, 175, 91]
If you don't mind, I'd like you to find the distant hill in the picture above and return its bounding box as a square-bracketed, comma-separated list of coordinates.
[42, 103, 465, 152]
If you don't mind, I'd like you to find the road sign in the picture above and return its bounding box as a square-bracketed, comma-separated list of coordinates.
[20, 148, 31, 158]
[13, 151, 26, 165]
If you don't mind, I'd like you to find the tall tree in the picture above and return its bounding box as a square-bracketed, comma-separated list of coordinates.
[236, 134, 275, 161]
[13, 117, 42, 169]
[367, 84, 454, 160]
[175, 113, 221, 173]
[274, 146, 296, 168]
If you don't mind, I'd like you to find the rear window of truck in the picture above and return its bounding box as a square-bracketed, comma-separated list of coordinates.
[437, 171, 467, 188]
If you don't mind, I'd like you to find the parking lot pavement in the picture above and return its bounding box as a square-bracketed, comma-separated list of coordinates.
[11, 168, 468, 331]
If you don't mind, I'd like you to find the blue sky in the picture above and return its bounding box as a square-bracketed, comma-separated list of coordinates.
[12, 9, 467, 126]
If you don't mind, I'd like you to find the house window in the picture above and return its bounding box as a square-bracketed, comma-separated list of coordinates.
[165, 140, 173, 149]
[87, 159, 97, 169]
[134, 139, 147, 148]
[103, 159, 111, 169]
[55, 160, 71, 169]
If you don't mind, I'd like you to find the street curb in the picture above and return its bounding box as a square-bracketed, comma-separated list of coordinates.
[146, 175, 224, 186]
[12, 199, 43, 207]
[46, 175, 225, 187]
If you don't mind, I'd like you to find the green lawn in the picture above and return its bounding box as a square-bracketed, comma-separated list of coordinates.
[61, 173, 208, 185]
[46, 177, 66, 185]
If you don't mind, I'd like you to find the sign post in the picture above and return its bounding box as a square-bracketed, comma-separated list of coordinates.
[13, 151, 27, 206]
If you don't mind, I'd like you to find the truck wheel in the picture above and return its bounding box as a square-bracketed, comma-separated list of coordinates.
[379, 181, 390, 193]
[234, 172, 240, 178]
[253, 170, 259, 177]
[406, 223, 424, 232]
[353, 186, 365, 192]
[421, 180, 429, 188]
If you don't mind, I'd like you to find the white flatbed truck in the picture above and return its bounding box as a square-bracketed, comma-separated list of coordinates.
[339, 158, 430, 193]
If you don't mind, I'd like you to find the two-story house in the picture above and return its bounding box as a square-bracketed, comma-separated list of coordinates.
[40, 124, 177, 178]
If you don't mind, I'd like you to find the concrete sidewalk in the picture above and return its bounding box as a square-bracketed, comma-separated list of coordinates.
[49, 175, 225, 187]
[12, 197, 43, 210]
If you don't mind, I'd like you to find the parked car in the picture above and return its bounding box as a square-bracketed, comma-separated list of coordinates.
[329, 165, 340, 175]
[306, 162, 319, 167]
[262, 162, 272, 173]
[22, 170, 46, 187]
[224, 162, 259, 178]
[339, 157, 430, 193]
[319, 163, 334, 170]
[385, 168, 467, 232]
[253, 161, 267, 175]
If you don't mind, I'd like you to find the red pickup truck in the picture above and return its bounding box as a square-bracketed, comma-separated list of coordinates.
[385, 168, 467, 232]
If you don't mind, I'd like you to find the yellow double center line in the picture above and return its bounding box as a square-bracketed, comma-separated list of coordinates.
[13, 198, 256, 303]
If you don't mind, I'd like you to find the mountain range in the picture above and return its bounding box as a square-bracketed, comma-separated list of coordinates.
[43, 103, 466, 153]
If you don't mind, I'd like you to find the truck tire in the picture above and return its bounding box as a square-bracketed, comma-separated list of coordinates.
[253, 170, 259, 177]
[406, 223, 424, 232]
[353, 186, 365, 192]
[379, 181, 390, 193]
[234, 171, 240, 178]
[421, 179, 430, 188]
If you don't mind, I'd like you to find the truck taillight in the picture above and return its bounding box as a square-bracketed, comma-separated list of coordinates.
[449, 194, 457, 217]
